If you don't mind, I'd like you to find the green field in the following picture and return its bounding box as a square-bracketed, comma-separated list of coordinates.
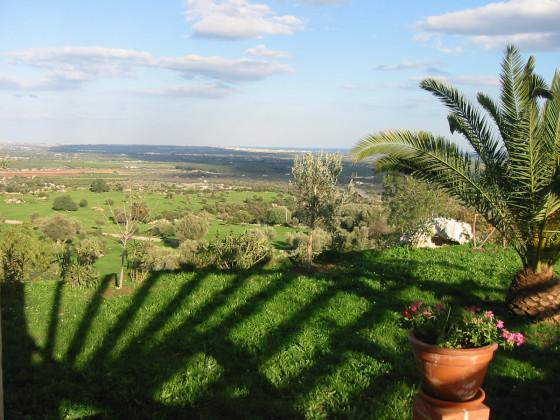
[2, 246, 558, 419]
[0, 188, 301, 281]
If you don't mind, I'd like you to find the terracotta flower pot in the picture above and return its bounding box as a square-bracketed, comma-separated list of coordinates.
[408, 332, 498, 402]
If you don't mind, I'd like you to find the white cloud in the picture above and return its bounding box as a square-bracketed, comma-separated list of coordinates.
[245, 44, 292, 58]
[185, 0, 305, 39]
[343, 84, 379, 91]
[158, 54, 294, 82]
[370, 60, 448, 76]
[414, 0, 560, 51]
[6, 47, 153, 81]
[300, 0, 352, 4]
[469, 32, 560, 51]
[137, 84, 238, 99]
[371, 61, 431, 71]
[1, 46, 295, 92]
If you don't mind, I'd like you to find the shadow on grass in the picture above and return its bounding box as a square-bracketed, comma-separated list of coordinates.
[1, 246, 558, 419]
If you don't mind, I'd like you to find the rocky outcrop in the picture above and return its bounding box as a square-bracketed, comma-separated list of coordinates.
[398, 217, 473, 248]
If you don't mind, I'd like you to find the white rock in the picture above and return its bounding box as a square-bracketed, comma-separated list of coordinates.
[398, 217, 473, 248]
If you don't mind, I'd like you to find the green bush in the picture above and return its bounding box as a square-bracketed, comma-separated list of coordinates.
[148, 220, 175, 237]
[266, 206, 290, 225]
[175, 213, 209, 241]
[58, 238, 103, 288]
[90, 178, 110, 193]
[0, 223, 52, 287]
[127, 242, 181, 283]
[178, 239, 201, 267]
[52, 195, 78, 211]
[200, 229, 272, 270]
[40, 213, 80, 243]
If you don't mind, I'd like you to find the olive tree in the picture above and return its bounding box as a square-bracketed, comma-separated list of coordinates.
[291, 152, 348, 269]
[39, 213, 83, 243]
[175, 213, 209, 242]
[0, 223, 51, 288]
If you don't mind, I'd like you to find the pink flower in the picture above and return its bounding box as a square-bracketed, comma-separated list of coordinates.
[409, 301, 423, 313]
[484, 311, 494, 318]
[434, 303, 446, 312]
[502, 329, 510, 338]
[496, 320, 504, 329]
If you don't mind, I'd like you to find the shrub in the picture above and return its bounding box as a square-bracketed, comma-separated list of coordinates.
[200, 229, 272, 270]
[79, 198, 88, 207]
[175, 214, 209, 241]
[127, 242, 181, 283]
[58, 238, 103, 288]
[285, 228, 332, 266]
[90, 179, 110, 193]
[53, 195, 78, 211]
[266, 207, 290, 225]
[285, 228, 330, 252]
[0, 223, 51, 287]
[344, 226, 372, 251]
[40, 213, 81, 243]
[178, 239, 201, 267]
[148, 220, 175, 237]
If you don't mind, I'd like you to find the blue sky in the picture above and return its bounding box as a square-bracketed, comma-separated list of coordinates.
[0, 0, 559, 150]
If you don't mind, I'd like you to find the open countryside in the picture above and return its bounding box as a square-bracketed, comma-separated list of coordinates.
[0, 142, 558, 419]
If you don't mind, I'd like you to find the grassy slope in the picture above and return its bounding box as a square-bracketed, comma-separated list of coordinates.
[2, 246, 559, 419]
[1, 189, 296, 279]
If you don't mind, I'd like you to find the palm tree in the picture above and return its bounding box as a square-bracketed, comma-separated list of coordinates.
[351, 45, 560, 323]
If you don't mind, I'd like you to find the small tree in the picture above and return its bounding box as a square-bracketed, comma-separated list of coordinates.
[39, 213, 81, 243]
[52, 195, 78, 211]
[104, 194, 154, 289]
[291, 152, 347, 269]
[0, 223, 49, 289]
[90, 178, 110, 193]
[266, 207, 290, 225]
[383, 173, 451, 233]
[175, 213, 209, 242]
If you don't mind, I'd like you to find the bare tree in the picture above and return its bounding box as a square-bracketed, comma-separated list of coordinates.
[98, 185, 155, 289]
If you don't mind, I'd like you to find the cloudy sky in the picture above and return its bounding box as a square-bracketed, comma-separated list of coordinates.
[0, 0, 559, 149]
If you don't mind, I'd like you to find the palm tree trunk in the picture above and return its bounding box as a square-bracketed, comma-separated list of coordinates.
[506, 266, 560, 323]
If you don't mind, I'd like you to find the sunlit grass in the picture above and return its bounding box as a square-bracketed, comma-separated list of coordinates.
[2, 245, 559, 419]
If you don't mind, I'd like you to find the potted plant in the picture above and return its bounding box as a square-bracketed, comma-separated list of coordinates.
[402, 301, 524, 403]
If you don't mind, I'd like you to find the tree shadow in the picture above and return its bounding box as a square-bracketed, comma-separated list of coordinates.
[1, 247, 557, 419]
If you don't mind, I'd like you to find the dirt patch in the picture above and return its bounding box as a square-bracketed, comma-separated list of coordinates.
[0, 169, 129, 178]
[102, 285, 136, 297]
[87, 284, 137, 298]
[289, 263, 343, 276]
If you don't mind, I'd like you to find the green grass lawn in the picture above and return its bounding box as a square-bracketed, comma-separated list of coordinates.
[2, 245, 559, 419]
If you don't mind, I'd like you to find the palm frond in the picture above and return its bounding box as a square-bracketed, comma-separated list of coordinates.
[351, 45, 560, 270]
[351, 130, 506, 218]
[420, 78, 502, 170]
